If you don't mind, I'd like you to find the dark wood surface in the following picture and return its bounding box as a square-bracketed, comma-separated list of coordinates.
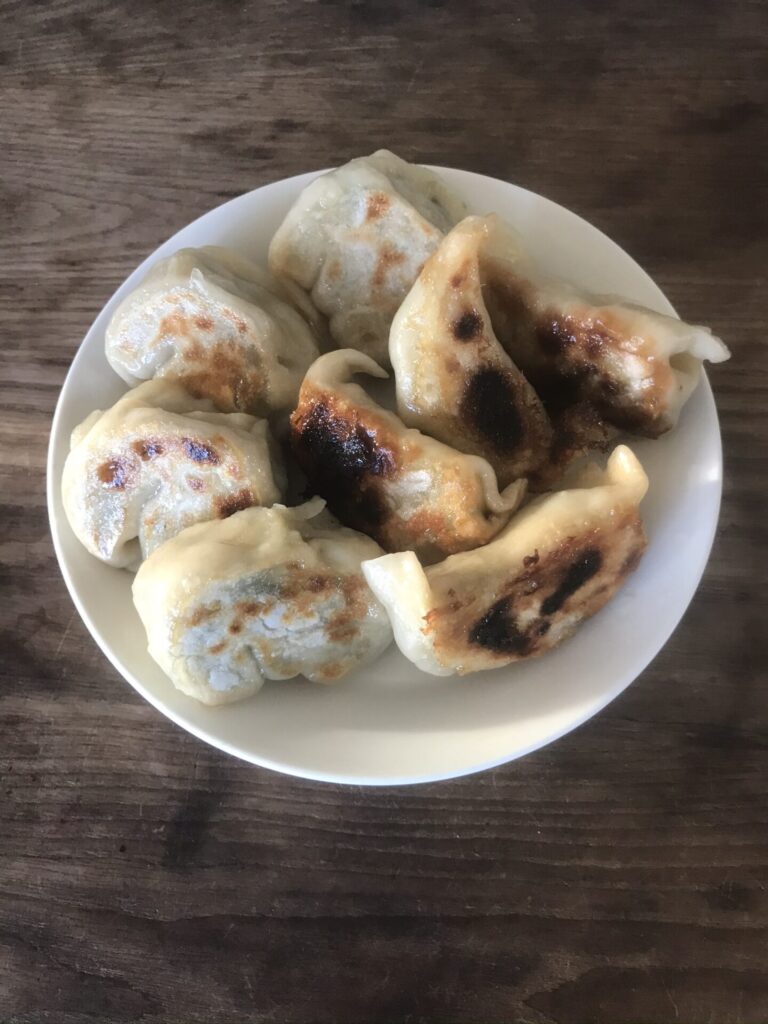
[1, 2, 767, 1021]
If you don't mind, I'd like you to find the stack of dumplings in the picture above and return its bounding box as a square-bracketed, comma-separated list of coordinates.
[63, 150, 731, 706]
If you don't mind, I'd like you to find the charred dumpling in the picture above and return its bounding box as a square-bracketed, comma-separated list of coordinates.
[289, 350, 527, 563]
[106, 246, 319, 417]
[132, 499, 393, 705]
[62, 380, 284, 568]
[391, 215, 729, 484]
[363, 446, 649, 676]
[269, 150, 468, 365]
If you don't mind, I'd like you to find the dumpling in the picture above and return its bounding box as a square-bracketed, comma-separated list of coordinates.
[289, 350, 527, 563]
[362, 445, 649, 676]
[268, 150, 468, 365]
[62, 380, 285, 569]
[106, 246, 319, 417]
[132, 499, 393, 705]
[390, 216, 555, 487]
[393, 215, 729, 464]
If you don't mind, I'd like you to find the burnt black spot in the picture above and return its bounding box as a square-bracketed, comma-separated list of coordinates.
[537, 317, 576, 355]
[540, 548, 603, 616]
[536, 620, 551, 636]
[459, 367, 524, 454]
[97, 457, 131, 489]
[216, 489, 253, 519]
[469, 595, 532, 656]
[291, 403, 394, 529]
[453, 309, 483, 341]
[182, 438, 220, 464]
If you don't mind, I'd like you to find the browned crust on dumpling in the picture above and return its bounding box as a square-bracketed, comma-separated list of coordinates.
[95, 431, 257, 515]
[289, 382, 509, 559]
[426, 511, 647, 671]
[190, 568, 373, 682]
[403, 249, 555, 488]
[484, 269, 680, 438]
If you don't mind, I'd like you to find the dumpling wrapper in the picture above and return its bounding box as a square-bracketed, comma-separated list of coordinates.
[289, 350, 527, 564]
[362, 445, 649, 677]
[390, 215, 555, 487]
[106, 246, 319, 417]
[62, 380, 285, 569]
[391, 215, 730, 483]
[268, 150, 468, 366]
[132, 499, 393, 706]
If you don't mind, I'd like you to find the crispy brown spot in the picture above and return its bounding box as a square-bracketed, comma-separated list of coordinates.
[182, 438, 220, 464]
[459, 366, 525, 454]
[216, 488, 254, 519]
[453, 309, 484, 341]
[365, 191, 391, 221]
[307, 575, 332, 593]
[178, 339, 265, 415]
[209, 641, 226, 655]
[523, 550, 540, 568]
[188, 604, 220, 627]
[317, 661, 345, 682]
[372, 244, 406, 288]
[159, 311, 192, 338]
[187, 476, 204, 491]
[97, 457, 133, 490]
[132, 439, 164, 461]
[237, 600, 262, 617]
[450, 272, 465, 289]
[326, 614, 360, 645]
[194, 313, 214, 330]
[220, 308, 248, 334]
[228, 620, 243, 635]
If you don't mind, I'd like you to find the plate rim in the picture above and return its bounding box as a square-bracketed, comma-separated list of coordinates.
[46, 165, 724, 786]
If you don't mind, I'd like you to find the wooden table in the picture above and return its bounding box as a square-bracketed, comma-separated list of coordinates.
[2, 2, 766, 1021]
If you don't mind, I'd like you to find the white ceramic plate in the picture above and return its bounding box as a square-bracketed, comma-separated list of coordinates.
[47, 167, 723, 785]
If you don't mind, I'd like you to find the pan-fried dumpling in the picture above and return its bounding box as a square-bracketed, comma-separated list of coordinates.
[393, 216, 729, 462]
[390, 216, 554, 487]
[363, 445, 649, 676]
[289, 350, 527, 563]
[106, 246, 319, 417]
[62, 380, 285, 569]
[268, 150, 468, 365]
[132, 499, 393, 705]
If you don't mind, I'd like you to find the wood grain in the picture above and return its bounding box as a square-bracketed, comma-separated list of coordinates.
[1, 0, 767, 1021]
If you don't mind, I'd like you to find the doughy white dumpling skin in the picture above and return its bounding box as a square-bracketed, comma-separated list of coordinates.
[289, 350, 527, 563]
[392, 216, 729, 480]
[132, 499, 393, 706]
[105, 246, 319, 416]
[62, 380, 284, 569]
[363, 446, 649, 677]
[390, 216, 554, 487]
[268, 150, 468, 365]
